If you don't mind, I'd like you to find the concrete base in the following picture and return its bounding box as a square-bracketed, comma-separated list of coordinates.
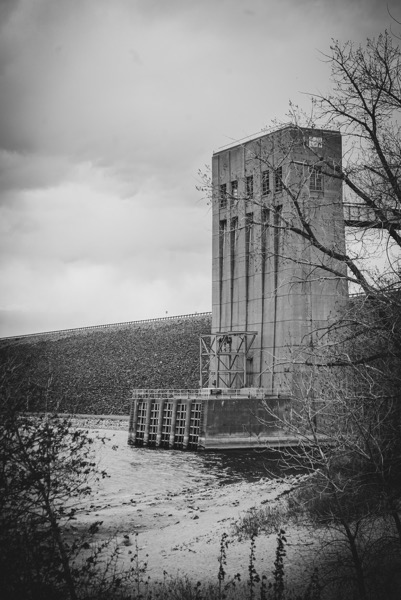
[198, 391, 294, 450]
[128, 388, 301, 451]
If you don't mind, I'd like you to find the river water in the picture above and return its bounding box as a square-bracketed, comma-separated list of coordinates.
[89, 429, 291, 508]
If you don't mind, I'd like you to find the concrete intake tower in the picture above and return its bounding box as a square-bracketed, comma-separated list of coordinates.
[129, 125, 347, 450]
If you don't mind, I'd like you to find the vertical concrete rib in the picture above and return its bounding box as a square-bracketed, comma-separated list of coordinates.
[156, 398, 165, 447]
[143, 399, 152, 446]
[169, 398, 179, 449]
[218, 153, 223, 333]
[183, 399, 193, 449]
[259, 207, 267, 385]
[128, 398, 139, 444]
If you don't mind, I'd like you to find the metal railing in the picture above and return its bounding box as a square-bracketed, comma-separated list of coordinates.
[131, 388, 286, 399]
[0, 311, 212, 341]
[343, 203, 401, 228]
[131, 389, 201, 399]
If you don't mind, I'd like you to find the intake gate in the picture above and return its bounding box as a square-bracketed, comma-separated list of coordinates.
[128, 390, 202, 450]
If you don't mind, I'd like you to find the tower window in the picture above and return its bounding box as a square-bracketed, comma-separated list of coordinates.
[219, 219, 227, 250]
[246, 175, 253, 199]
[274, 167, 283, 193]
[262, 170, 270, 195]
[231, 180, 238, 199]
[219, 183, 227, 209]
[230, 216, 239, 252]
[310, 166, 323, 192]
[262, 207, 269, 226]
[246, 213, 254, 253]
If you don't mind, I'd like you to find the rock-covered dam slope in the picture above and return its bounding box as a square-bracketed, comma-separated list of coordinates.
[0, 314, 212, 415]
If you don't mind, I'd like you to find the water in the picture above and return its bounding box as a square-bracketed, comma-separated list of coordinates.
[89, 430, 290, 508]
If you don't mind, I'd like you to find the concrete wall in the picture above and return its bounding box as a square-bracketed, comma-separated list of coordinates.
[199, 395, 295, 449]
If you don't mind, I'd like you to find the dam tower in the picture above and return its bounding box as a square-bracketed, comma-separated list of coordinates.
[204, 125, 347, 393]
[129, 125, 347, 450]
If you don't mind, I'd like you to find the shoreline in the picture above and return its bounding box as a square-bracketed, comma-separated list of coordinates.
[69, 424, 318, 585]
[73, 477, 318, 584]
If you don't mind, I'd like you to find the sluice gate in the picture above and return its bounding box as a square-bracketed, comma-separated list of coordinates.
[128, 390, 202, 450]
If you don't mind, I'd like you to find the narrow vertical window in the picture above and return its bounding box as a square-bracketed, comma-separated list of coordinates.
[231, 180, 238, 200]
[246, 175, 253, 199]
[274, 167, 283, 193]
[262, 170, 270, 195]
[309, 166, 323, 192]
[262, 207, 270, 226]
[230, 217, 238, 252]
[246, 213, 254, 254]
[245, 213, 254, 298]
[219, 219, 227, 242]
[230, 216, 238, 304]
[261, 207, 270, 260]
[219, 219, 227, 267]
[273, 205, 282, 288]
[219, 183, 227, 209]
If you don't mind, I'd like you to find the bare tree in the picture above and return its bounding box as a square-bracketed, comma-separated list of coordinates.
[261, 28, 401, 600]
[198, 25, 401, 600]
[0, 361, 110, 600]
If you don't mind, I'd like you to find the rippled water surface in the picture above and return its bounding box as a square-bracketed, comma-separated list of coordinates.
[89, 430, 290, 506]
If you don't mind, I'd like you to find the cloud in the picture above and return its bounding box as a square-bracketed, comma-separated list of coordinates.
[0, 150, 73, 194]
[0, 0, 399, 336]
[0, 169, 211, 335]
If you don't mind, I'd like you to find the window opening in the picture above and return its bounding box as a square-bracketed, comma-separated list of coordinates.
[273, 205, 282, 283]
[262, 170, 270, 195]
[219, 219, 227, 280]
[274, 167, 283, 193]
[309, 166, 323, 192]
[230, 217, 239, 252]
[246, 175, 253, 199]
[246, 213, 254, 254]
[219, 220, 227, 249]
[219, 183, 227, 209]
[261, 208, 270, 259]
[231, 180, 238, 199]
[262, 207, 270, 226]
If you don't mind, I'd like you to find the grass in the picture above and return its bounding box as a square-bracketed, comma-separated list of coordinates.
[110, 530, 322, 600]
[231, 498, 305, 541]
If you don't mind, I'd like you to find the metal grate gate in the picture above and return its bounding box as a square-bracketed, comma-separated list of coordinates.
[174, 404, 187, 448]
[147, 402, 160, 445]
[188, 402, 202, 449]
[129, 396, 203, 450]
[135, 401, 147, 444]
[160, 402, 173, 446]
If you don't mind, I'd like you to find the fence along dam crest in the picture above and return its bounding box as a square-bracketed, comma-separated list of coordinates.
[128, 125, 362, 450]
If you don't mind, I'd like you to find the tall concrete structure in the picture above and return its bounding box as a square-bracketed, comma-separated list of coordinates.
[129, 125, 348, 450]
[204, 125, 347, 394]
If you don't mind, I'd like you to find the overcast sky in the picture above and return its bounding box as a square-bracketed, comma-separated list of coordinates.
[0, 0, 399, 337]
